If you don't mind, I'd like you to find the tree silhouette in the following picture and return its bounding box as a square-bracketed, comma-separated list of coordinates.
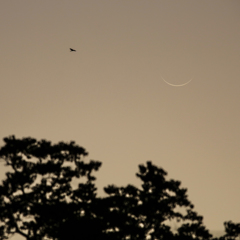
[0, 136, 102, 240]
[102, 161, 212, 240]
[0, 136, 239, 240]
[216, 221, 240, 240]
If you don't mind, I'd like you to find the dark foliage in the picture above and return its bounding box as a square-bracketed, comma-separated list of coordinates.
[0, 136, 102, 240]
[0, 136, 239, 240]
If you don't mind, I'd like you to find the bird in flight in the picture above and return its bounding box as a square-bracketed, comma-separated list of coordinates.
[70, 48, 76, 52]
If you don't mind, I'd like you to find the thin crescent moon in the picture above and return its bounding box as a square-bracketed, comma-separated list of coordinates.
[162, 76, 192, 87]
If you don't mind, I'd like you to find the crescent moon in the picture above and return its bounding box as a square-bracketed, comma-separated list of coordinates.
[162, 76, 192, 87]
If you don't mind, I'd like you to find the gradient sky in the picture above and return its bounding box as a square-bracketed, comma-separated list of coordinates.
[1, 0, 240, 237]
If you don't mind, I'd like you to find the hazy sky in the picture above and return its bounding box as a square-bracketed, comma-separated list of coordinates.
[1, 0, 240, 237]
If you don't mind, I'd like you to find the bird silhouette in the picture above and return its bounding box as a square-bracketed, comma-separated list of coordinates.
[70, 48, 76, 52]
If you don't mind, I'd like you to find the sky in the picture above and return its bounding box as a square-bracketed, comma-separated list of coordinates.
[1, 0, 240, 238]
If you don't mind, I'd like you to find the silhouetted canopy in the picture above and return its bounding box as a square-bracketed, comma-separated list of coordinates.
[0, 136, 239, 240]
